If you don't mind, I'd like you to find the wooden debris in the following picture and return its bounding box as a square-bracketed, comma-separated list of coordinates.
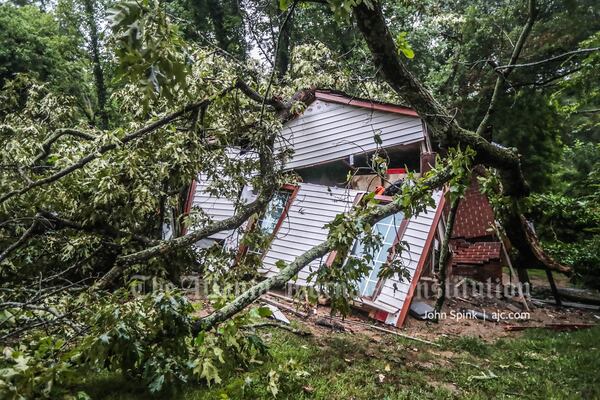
[504, 323, 596, 332]
[261, 296, 309, 318]
[532, 298, 600, 311]
[315, 317, 349, 332]
[455, 296, 479, 306]
[368, 325, 441, 347]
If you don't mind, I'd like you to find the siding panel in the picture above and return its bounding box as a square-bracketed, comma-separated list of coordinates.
[278, 100, 425, 170]
[260, 183, 360, 286]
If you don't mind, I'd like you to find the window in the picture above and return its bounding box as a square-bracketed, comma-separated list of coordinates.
[349, 211, 406, 298]
[246, 187, 296, 257]
[255, 190, 291, 235]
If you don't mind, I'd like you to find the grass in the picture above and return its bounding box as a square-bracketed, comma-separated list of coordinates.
[82, 326, 600, 399]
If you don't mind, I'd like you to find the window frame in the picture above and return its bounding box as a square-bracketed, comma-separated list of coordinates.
[328, 194, 410, 300]
[238, 183, 299, 260]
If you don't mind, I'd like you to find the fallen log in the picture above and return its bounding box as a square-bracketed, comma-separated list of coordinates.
[504, 323, 596, 332]
[261, 297, 309, 318]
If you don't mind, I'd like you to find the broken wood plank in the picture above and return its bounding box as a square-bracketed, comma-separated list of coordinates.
[368, 325, 441, 347]
[532, 298, 600, 311]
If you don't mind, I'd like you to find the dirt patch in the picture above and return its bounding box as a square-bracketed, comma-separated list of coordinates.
[189, 285, 598, 345]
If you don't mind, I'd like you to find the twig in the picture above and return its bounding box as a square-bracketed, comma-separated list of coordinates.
[495, 47, 600, 70]
[0, 214, 41, 263]
[475, 0, 537, 137]
[0, 88, 235, 205]
[243, 321, 312, 336]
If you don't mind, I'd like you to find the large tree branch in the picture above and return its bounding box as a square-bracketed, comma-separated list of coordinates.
[476, 0, 537, 137]
[32, 129, 96, 166]
[37, 211, 158, 246]
[0, 214, 41, 263]
[0, 211, 157, 265]
[0, 89, 236, 205]
[94, 125, 282, 289]
[352, 2, 528, 197]
[352, 1, 569, 274]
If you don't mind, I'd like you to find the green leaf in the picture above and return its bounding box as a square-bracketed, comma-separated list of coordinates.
[395, 32, 415, 59]
[373, 132, 383, 145]
[257, 306, 273, 318]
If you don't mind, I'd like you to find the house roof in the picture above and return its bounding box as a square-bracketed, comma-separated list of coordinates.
[278, 91, 425, 170]
[451, 178, 496, 240]
[312, 90, 419, 117]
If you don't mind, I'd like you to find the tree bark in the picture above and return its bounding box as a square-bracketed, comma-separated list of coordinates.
[433, 196, 459, 318]
[274, 3, 294, 79]
[82, 0, 108, 129]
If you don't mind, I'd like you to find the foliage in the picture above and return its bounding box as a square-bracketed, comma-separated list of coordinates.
[0, 4, 88, 100]
[1, 0, 599, 396]
[0, 288, 275, 397]
[79, 326, 600, 399]
[525, 193, 600, 289]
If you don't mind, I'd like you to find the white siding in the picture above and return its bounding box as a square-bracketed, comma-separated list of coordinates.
[277, 100, 425, 170]
[260, 183, 360, 286]
[190, 173, 238, 240]
[188, 148, 255, 242]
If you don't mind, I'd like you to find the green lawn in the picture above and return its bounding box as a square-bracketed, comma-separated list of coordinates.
[83, 325, 600, 399]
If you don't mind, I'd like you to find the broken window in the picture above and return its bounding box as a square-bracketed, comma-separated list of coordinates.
[349, 211, 406, 298]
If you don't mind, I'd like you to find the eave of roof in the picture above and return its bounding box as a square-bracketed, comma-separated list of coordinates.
[313, 90, 419, 117]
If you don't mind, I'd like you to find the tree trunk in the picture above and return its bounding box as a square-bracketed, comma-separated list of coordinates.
[352, 1, 570, 275]
[433, 196, 459, 318]
[82, 0, 108, 129]
[274, 4, 294, 79]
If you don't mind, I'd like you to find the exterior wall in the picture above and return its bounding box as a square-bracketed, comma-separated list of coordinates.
[277, 100, 425, 170]
[259, 183, 360, 286]
[189, 172, 239, 241]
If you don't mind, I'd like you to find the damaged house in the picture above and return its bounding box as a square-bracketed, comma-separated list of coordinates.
[185, 90, 507, 327]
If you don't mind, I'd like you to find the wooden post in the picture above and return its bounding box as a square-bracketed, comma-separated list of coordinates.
[546, 269, 562, 307]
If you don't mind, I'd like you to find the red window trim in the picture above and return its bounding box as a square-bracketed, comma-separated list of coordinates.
[395, 192, 446, 328]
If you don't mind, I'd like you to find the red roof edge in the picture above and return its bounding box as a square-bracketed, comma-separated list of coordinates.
[396, 191, 446, 328]
[314, 91, 419, 117]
